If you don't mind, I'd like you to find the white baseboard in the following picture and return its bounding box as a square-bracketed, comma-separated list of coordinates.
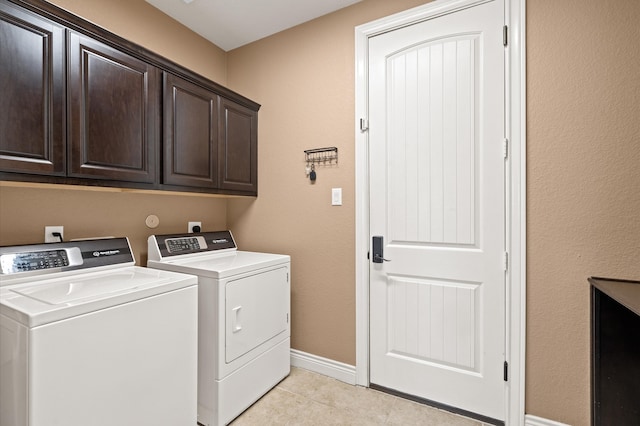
[525, 414, 571, 426]
[290, 349, 357, 385]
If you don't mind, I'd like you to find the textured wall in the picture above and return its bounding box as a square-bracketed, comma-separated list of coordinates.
[227, 0, 640, 423]
[0, 185, 228, 264]
[46, 0, 227, 83]
[526, 0, 640, 424]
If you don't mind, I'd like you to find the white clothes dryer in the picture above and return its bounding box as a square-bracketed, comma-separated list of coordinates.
[0, 238, 198, 426]
[147, 231, 290, 426]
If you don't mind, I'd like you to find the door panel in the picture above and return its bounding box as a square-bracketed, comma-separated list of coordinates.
[386, 276, 479, 370]
[163, 73, 218, 188]
[68, 32, 159, 183]
[386, 35, 478, 246]
[225, 267, 289, 363]
[218, 98, 258, 194]
[0, 2, 65, 175]
[369, 0, 505, 420]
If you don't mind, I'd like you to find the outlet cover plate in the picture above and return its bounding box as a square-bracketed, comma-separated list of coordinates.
[45, 226, 64, 243]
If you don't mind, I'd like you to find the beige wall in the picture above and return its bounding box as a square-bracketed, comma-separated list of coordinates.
[47, 0, 227, 83]
[227, 0, 640, 425]
[1, 0, 639, 425]
[0, 0, 229, 263]
[526, 0, 640, 424]
[0, 185, 228, 265]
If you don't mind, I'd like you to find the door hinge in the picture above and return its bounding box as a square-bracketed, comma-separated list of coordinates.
[503, 252, 509, 271]
[287, 272, 289, 282]
[503, 138, 509, 159]
[360, 118, 369, 132]
[287, 313, 289, 323]
[503, 25, 508, 47]
[504, 361, 509, 381]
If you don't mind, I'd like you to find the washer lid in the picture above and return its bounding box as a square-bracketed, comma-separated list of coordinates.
[148, 250, 290, 279]
[0, 266, 197, 327]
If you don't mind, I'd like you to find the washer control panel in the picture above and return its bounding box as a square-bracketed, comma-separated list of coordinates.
[0, 247, 83, 274]
[0, 238, 134, 280]
[149, 231, 237, 260]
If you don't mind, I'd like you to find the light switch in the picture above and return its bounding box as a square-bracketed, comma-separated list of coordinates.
[332, 188, 342, 206]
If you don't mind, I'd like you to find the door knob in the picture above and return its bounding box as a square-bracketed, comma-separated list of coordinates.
[372, 236, 391, 263]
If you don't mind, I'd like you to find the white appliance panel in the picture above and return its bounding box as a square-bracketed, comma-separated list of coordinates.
[0, 315, 28, 426]
[1, 238, 199, 426]
[216, 338, 290, 426]
[154, 251, 289, 279]
[28, 286, 197, 426]
[225, 266, 289, 363]
[0, 267, 196, 327]
[147, 232, 291, 426]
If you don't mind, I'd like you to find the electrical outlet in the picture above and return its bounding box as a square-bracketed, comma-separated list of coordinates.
[188, 221, 202, 233]
[45, 226, 64, 243]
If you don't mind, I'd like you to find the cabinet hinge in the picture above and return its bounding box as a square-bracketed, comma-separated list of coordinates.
[504, 361, 509, 381]
[287, 272, 289, 282]
[503, 138, 509, 159]
[503, 25, 508, 47]
[503, 252, 509, 271]
[360, 118, 369, 132]
[287, 313, 289, 324]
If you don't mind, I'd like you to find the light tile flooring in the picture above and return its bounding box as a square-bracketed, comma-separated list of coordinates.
[231, 367, 491, 425]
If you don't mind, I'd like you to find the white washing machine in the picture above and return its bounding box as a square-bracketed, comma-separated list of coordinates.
[147, 231, 290, 426]
[0, 237, 198, 426]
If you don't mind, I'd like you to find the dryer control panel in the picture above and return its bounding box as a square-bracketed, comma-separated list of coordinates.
[166, 236, 208, 253]
[148, 231, 237, 261]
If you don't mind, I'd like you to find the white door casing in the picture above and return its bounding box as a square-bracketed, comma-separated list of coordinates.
[355, 0, 526, 424]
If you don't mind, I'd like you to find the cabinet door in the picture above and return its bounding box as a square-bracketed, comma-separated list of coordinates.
[68, 32, 160, 183]
[0, 2, 65, 175]
[163, 73, 218, 188]
[218, 98, 257, 194]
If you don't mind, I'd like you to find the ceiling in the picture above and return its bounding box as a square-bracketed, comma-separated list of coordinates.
[145, 0, 363, 52]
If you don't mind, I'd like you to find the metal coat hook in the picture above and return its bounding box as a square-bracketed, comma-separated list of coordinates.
[304, 147, 338, 182]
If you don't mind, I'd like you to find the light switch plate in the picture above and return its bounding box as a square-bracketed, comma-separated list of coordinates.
[332, 188, 342, 206]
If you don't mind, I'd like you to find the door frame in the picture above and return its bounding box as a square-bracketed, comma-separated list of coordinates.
[354, 0, 526, 424]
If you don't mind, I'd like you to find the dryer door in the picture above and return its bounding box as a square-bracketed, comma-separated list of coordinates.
[225, 266, 289, 363]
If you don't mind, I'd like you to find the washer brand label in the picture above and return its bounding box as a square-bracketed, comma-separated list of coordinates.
[211, 239, 229, 244]
[92, 249, 120, 257]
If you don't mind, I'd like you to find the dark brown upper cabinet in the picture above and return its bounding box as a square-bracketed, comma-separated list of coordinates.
[218, 98, 258, 195]
[1, 0, 260, 195]
[0, 1, 65, 175]
[67, 31, 160, 183]
[163, 73, 218, 188]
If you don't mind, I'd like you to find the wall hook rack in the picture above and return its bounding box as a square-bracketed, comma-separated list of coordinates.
[304, 147, 338, 182]
[304, 147, 338, 165]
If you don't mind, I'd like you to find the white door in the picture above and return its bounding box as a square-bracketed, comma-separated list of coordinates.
[225, 266, 289, 363]
[369, 0, 506, 421]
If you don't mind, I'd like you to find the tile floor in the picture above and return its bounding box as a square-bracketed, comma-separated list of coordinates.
[231, 367, 492, 425]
